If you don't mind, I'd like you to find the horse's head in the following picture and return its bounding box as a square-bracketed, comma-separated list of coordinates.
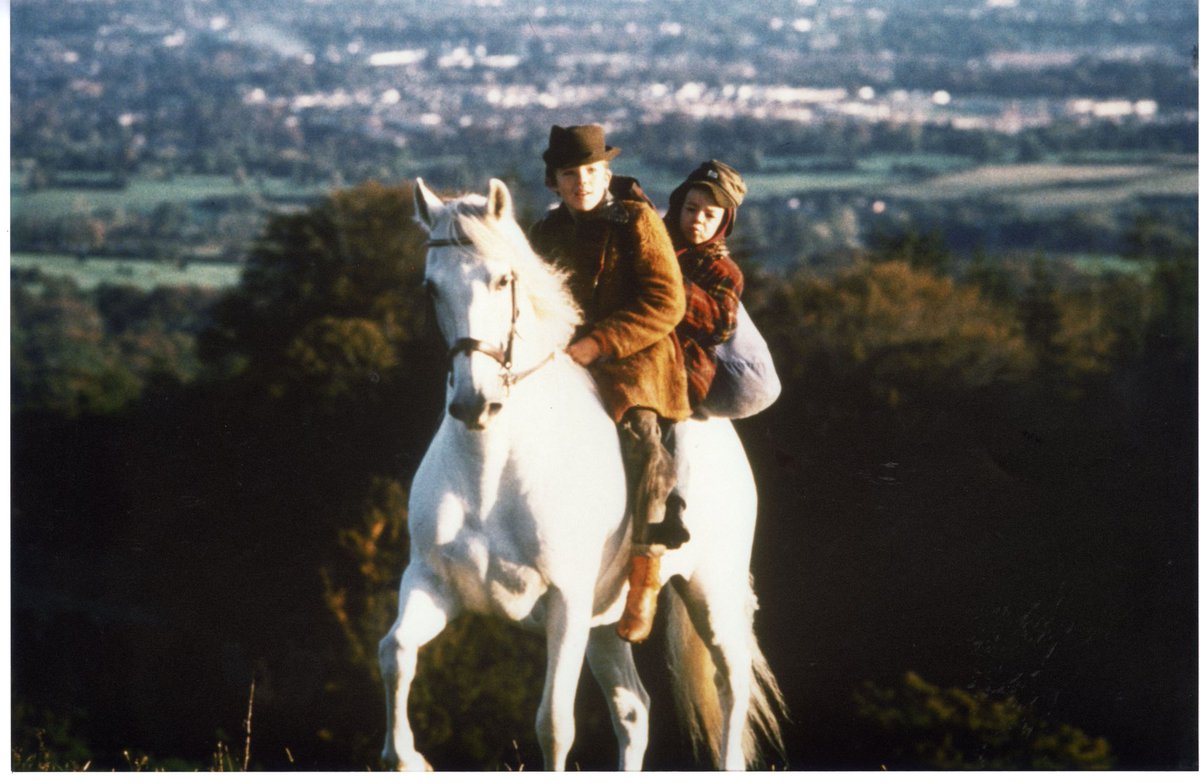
[414, 177, 579, 431]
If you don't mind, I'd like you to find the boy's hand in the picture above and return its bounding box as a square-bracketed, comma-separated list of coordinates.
[566, 336, 602, 366]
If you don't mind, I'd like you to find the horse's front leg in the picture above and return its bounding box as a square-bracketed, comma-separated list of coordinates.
[585, 624, 650, 770]
[378, 564, 458, 771]
[536, 587, 592, 771]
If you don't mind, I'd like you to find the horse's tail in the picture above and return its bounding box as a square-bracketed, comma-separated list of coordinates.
[663, 578, 789, 768]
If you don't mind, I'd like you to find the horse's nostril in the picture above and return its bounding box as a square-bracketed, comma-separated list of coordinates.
[449, 400, 499, 424]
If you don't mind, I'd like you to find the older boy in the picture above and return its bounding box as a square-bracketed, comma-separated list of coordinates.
[528, 124, 688, 642]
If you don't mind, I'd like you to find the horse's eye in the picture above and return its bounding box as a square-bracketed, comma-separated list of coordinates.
[496, 273, 512, 290]
[422, 279, 437, 299]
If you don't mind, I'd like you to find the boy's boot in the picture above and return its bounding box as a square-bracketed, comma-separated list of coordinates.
[616, 547, 663, 643]
[648, 493, 690, 549]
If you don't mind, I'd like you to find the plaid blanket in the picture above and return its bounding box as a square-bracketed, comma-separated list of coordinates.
[675, 241, 745, 406]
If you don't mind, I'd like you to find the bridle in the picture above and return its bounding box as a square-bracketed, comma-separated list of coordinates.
[426, 235, 556, 390]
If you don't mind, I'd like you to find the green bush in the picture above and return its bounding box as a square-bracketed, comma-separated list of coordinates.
[856, 671, 1114, 770]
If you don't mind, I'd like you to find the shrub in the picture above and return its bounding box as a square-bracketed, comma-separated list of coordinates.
[856, 671, 1114, 770]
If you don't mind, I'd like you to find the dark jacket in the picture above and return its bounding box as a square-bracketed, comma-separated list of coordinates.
[530, 195, 690, 423]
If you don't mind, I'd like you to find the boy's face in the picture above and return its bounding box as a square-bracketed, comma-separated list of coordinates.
[679, 187, 726, 245]
[553, 161, 612, 214]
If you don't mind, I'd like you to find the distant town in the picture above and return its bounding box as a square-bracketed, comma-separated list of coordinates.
[10, 0, 1198, 268]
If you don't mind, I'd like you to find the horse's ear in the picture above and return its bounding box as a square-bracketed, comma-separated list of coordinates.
[413, 178, 442, 232]
[486, 178, 513, 223]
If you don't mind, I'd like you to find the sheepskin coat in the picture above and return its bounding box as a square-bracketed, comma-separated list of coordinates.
[530, 195, 690, 423]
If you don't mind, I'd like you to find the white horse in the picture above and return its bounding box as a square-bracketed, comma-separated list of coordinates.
[378, 177, 787, 771]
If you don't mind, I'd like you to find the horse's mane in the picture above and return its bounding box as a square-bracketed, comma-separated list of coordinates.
[438, 193, 582, 350]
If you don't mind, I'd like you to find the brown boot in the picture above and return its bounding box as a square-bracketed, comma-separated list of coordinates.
[616, 552, 662, 643]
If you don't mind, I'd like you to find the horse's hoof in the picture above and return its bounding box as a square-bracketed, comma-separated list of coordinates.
[380, 749, 434, 771]
[397, 754, 435, 772]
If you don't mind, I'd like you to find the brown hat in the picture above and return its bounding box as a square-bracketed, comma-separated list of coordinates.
[541, 124, 621, 171]
[671, 159, 747, 210]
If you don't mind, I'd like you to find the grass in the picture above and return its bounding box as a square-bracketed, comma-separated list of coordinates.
[856, 153, 976, 173]
[630, 152, 1196, 206]
[13, 680, 265, 772]
[11, 253, 244, 290]
[883, 159, 1197, 208]
[15, 155, 1194, 222]
[745, 169, 897, 196]
[628, 154, 920, 200]
[10, 173, 331, 219]
[1065, 253, 1154, 279]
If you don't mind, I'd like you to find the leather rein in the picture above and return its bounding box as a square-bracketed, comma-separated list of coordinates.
[426, 236, 556, 389]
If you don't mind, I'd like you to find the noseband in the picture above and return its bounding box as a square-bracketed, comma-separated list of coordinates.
[426, 235, 556, 390]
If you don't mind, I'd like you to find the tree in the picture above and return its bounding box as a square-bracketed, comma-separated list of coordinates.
[1017, 256, 1063, 367]
[761, 260, 1034, 417]
[870, 228, 953, 276]
[11, 277, 141, 416]
[202, 180, 429, 378]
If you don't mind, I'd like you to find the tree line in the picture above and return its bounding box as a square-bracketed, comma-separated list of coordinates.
[10, 181, 1197, 770]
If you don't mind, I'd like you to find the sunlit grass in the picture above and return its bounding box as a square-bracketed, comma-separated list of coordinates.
[11, 253, 244, 290]
[884, 159, 1197, 207]
[13, 680, 267, 772]
[10, 173, 331, 219]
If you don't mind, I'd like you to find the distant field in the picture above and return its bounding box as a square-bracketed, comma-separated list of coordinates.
[882, 159, 1198, 209]
[630, 154, 931, 200]
[745, 169, 896, 196]
[634, 153, 1197, 208]
[11, 253, 244, 291]
[10, 174, 331, 219]
[855, 153, 976, 174]
[13, 156, 1196, 232]
[1066, 253, 1154, 279]
[743, 153, 975, 197]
